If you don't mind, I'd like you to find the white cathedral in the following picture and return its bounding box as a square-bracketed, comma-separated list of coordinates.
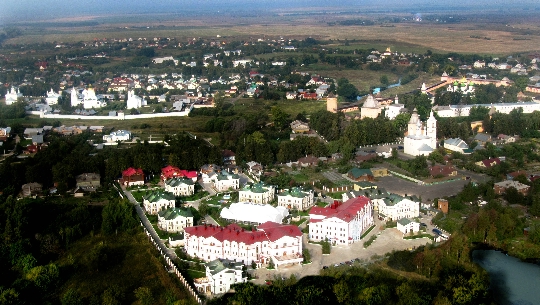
[5, 87, 23, 105]
[403, 109, 437, 156]
[45, 89, 62, 105]
[126, 90, 146, 109]
[71, 86, 106, 109]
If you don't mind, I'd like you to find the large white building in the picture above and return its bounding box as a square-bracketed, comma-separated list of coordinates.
[308, 196, 373, 246]
[212, 172, 240, 192]
[184, 222, 303, 268]
[143, 190, 176, 215]
[164, 177, 195, 196]
[45, 89, 61, 105]
[71, 86, 106, 109]
[433, 102, 540, 118]
[385, 95, 406, 120]
[403, 109, 437, 156]
[103, 130, 131, 142]
[277, 187, 314, 211]
[220, 202, 289, 225]
[194, 259, 247, 295]
[238, 182, 275, 204]
[5, 87, 23, 105]
[126, 90, 147, 109]
[157, 207, 193, 233]
[372, 194, 420, 221]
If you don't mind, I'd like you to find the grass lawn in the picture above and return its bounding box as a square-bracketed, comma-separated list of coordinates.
[57, 231, 195, 304]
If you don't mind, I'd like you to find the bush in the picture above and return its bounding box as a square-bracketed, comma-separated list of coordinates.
[322, 239, 331, 254]
[363, 235, 377, 248]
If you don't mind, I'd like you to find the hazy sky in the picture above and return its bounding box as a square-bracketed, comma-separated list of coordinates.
[1, 0, 539, 24]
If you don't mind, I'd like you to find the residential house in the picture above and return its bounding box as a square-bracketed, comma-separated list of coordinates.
[75, 173, 101, 192]
[277, 187, 314, 211]
[347, 168, 374, 182]
[21, 182, 43, 197]
[497, 134, 519, 144]
[309, 196, 374, 246]
[121, 167, 144, 186]
[429, 165, 458, 178]
[194, 259, 247, 295]
[220, 202, 289, 225]
[143, 190, 176, 215]
[184, 222, 303, 268]
[375, 146, 392, 158]
[164, 177, 195, 196]
[222, 150, 236, 166]
[494, 180, 530, 195]
[397, 218, 420, 235]
[354, 151, 378, 163]
[238, 182, 275, 204]
[157, 207, 193, 232]
[290, 120, 310, 134]
[444, 138, 471, 154]
[0, 127, 11, 141]
[473, 133, 492, 145]
[475, 157, 501, 168]
[372, 194, 420, 221]
[506, 170, 528, 181]
[297, 155, 320, 167]
[246, 161, 263, 179]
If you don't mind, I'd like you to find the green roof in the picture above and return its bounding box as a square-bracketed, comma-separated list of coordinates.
[166, 177, 194, 187]
[144, 190, 176, 203]
[279, 187, 309, 198]
[158, 207, 193, 220]
[217, 172, 240, 181]
[398, 218, 412, 226]
[242, 182, 270, 193]
[348, 168, 373, 179]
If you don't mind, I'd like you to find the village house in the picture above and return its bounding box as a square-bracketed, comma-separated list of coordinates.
[143, 190, 176, 215]
[212, 171, 240, 192]
[194, 259, 247, 295]
[75, 173, 101, 192]
[245, 161, 263, 179]
[475, 157, 501, 168]
[21, 182, 43, 198]
[494, 180, 530, 196]
[220, 202, 289, 225]
[308, 197, 374, 246]
[157, 207, 193, 233]
[184, 222, 303, 268]
[121, 167, 144, 186]
[238, 182, 275, 204]
[277, 187, 315, 211]
[164, 177, 195, 196]
[429, 165, 458, 178]
[290, 120, 310, 134]
[444, 138, 471, 154]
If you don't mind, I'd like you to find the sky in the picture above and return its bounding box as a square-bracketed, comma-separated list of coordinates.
[1, 0, 539, 25]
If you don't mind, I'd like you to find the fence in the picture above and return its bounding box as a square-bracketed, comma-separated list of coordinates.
[141, 223, 203, 304]
[322, 185, 351, 193]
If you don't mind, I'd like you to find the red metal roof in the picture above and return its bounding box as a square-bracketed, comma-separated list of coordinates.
[161, 165, 197, 180]
[184, 222, 301, 245]
[122, 167, 143, 177]
[310, 196, 370, 222]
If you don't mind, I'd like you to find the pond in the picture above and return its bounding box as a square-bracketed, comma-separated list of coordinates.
[473, 250, 540, 305]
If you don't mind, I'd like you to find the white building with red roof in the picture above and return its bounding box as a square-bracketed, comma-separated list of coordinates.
[184, 222, 303, 268]
[308, 196, 373, 246]
[121, 167, 144, 186]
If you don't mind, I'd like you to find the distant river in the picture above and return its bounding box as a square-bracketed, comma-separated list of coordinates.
[473, 250, 540, 305]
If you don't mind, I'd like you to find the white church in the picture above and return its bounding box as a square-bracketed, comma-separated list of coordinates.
[71, 86, 106, 109]
[403, 109, 437, 156]
[45, 89, 62, 105]
[5, 87, 23, 105]
[126, 90, 146, 109]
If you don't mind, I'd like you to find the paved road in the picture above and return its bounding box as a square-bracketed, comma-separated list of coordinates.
[251, 216, 432, 283]
[122, 188, 179, 261]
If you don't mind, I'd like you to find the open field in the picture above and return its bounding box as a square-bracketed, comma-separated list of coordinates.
[7, 19, 540, 55]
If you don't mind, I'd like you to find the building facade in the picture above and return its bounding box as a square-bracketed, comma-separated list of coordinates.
[194, 259, 247, 295]
[157, 207, 193, 233]
[164, 177, 195, 196]
[277, 187, 314, 211]
[143, 190, 176, 215]
[372, 195, 420, 221]
[309, 196, 374, 246]
[238, 182, 275, 204]
[184, 222, 303, 268]
[403, 109, 437, 156]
